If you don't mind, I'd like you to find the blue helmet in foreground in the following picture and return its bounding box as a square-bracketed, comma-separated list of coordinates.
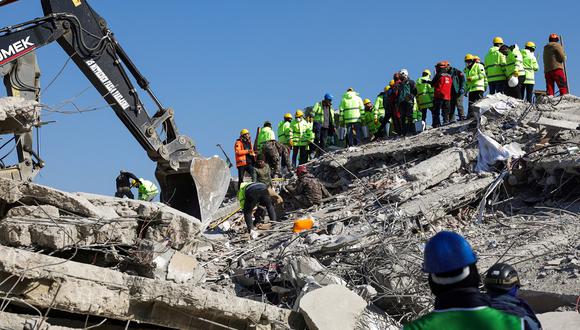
[423, 231, 477, 274]
[323, 93, 333, 101]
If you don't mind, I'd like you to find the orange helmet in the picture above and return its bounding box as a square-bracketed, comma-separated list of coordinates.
[549, 33, 559, 41]
[436, 61, 449, 68]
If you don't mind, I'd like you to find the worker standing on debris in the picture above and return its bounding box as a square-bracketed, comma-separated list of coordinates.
[404, 231, 524, 329]
[521, 42, 539, 103]
[449, 64, 466, 121]
[132, 178, 159, 202]
[283, 165, 331, 209]
[503, 44, 526, 99]
[312, 93, 335, 155]
[115, 170, 140, 199]
[339, 88, 364, 146]
[257, 121, 281, 177]
[277, 113, 293, 173]
[464, 54, 487, 118]
[238, 182, 277, 236]
[396, 69, 417, 135]
[543, 33, 568, 96]
[416, 70, 434, 125]
[290, 110, 313, 166]
[235, 129, 257, 190]
[379, 79, 400, 137]
[373, 87, 387, 136]
[485, 37, 507, 95]
[361, 98, 377, 142]
[485, 263, 542, 330]
[431, 62, 453, 126]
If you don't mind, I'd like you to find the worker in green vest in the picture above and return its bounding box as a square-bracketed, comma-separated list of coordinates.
[521, 41, 539, 103]
[484, 36, 507, 95]
[416, 69, 434, 124]
[277, 113, 293, 173]
[464, 54, 487, 118]
[290, 110, 313, 166]
[339, 88, 364, 146]
[404, 231, 524, 330]
[361, 98, 377, 142]
[312, 93, 335, 155]
[132, 178, 159, 202]
[501, 44, 525, 99]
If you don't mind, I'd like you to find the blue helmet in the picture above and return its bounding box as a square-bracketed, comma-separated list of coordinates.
[323, 93, 333, 101]
[423, 231, 477, 274]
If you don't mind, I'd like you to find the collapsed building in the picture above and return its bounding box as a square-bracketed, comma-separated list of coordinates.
[0, 93, 578, 329]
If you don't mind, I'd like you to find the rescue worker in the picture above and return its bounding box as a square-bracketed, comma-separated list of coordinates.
[404, 231, 524, 329]
[115, 170, 140, 199]
[543, 33, 568, 96]
[485, 36, 507, 95]
[464, 54, 487, 118]
[339, 88, 364, 146]
[283, 165, 331, 209]
[396, 69, 417, 135]
[485, 263, 542, 330]
[256, 121, 281, 177]
[277, 113, 293, 173]
[290, 109, 313, 166]
[237, 182, 277, 236]
[380, 79, 400, 137]
[448, 64, 466, 121]
[431, 62, 453, 126]
[361, 98, 377, 142]
[254, 155, 272, 187]
[234, 128, 256, 190]
[312, 93, 335, 154]
[502, 44, 526, 99]
[373, 87, 387, 134]
[521, 41, 539, 103]
[416, 69, 434, 124]
[132, 178, 159, 202]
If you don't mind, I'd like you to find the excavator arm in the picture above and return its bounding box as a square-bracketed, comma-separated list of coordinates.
[0, 0, 230, 221]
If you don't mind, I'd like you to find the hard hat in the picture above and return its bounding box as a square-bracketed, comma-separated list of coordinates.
[525, 41, 536, 49]
[493, 36, 504, 44]
[383, 86, 390, 92]
[363, 98, 371, 105]
[323, 93, 333, 101]
[284, 113, 292, 120]
[131, 179, 137, 186]
[423, 69, 431, 76]
[389, 80, 395, 87]
[295, 109, 304, 118]
[464, 53, 475, 61]
[296, 165, 308, 176]
[399, 69, 409, 77]
[423, 231, 477, 274]
[347, 87, 354, 92]
[508, 76, 519, 88]
[240, 128, 250, 135]
[549, 33, 559, 41]
[484, 263, 520, 292]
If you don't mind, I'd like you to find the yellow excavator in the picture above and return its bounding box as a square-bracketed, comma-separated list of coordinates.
[0, 0, 230, 221]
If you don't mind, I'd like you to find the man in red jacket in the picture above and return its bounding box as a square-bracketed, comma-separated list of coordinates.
[430, 61, 453, 126]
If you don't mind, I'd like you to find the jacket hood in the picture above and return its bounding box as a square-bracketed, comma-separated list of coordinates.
[342, 91, 358, 99]
[488, 46, 499, 52]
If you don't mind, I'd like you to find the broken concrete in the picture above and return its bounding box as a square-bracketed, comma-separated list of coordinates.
[0, 96, 40, 134]
[5, 204, 60, 219]
[537, 311, 580, 330]
[0, 311, 76, 330]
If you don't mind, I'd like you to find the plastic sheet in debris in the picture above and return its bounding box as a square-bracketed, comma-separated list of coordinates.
[475, 93, 523, 116]
[475, 129, 525, 172]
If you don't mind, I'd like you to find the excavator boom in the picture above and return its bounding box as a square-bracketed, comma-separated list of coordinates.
[0, 0, 230, 222]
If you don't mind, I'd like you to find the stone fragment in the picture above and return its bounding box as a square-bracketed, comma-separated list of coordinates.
[537, 311, 580, 330]
[6, 205, 60, 219]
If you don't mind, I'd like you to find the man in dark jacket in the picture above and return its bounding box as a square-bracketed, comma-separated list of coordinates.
[283, 166, 331, 209]
[115, 170, 140, 199]
[543, 33, 568, 96]
[397, 69, 417, 135]
[485, 263, 542, 330]
[238, 182, 277, 235]
[449, 65, 466, 121]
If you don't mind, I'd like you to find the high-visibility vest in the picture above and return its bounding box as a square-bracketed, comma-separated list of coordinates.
[505, 46, 526, 78]
[312, 102, 335, 126]
[485, 46, 507, 83]
[277, 121, 291, 145]
[521, 49, 539, 85]
[237, 182, 251, 209]
[361, 108, 378, 133]
[339, 91, 363, 125]
[404, 306, 524, 330]
[290, 119, 313, 147]
[464, 63, 487, 93]
[416, 76, 434, 110]
[138, 179, 159, 201]
[373, 93, 385, 119]
[256, 126, 276, 151]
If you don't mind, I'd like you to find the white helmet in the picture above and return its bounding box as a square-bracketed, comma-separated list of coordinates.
[399, 69, 409, 77]
[508, 76, 519, 88]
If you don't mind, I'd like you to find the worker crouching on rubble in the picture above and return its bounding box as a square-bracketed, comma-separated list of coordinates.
[238, 182, 282, 237]
[282, 165, 330, 209]
[404, 231, 525, 329]
[115, 170, 140, 199]
[131, 178, 159, 202]
[485, 263, 542, 330]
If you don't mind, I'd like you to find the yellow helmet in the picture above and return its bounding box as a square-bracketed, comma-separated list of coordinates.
[284, 113, 292, 119]
[240, 128, 249, 135]
[525, 41, 536, 49]
[423, 69, 431, 76]
[131, 179, 138, 186]
[493, 36, 504, 44]
[464, 53, 475, 61]
[474, 55, 481, 62]
[363, 98, 371, 105]
[295, 110, 304, 118]
[389, 79, 395, 87]
[383, 85, 390, 92]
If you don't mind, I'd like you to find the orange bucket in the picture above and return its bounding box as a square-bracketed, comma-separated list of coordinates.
[293, 218, 314, 233]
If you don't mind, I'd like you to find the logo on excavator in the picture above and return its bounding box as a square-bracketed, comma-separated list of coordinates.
[0, 36, 35, 65]
[85, 59, 130, 110]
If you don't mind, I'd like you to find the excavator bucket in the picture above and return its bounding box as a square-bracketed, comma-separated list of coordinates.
[156, 156, 230, 225]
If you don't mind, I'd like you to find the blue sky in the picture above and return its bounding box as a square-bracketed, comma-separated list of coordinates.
[1, 0, 578, 196]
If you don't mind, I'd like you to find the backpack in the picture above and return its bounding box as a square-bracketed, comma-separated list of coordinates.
[397, 81, 411, 104]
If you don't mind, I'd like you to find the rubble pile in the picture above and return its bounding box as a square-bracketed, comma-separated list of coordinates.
[0, 94, 578, 329]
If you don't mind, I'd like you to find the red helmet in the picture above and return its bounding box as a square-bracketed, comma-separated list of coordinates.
[549, 33, 559, 41]
[296, 165, 308, 176]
